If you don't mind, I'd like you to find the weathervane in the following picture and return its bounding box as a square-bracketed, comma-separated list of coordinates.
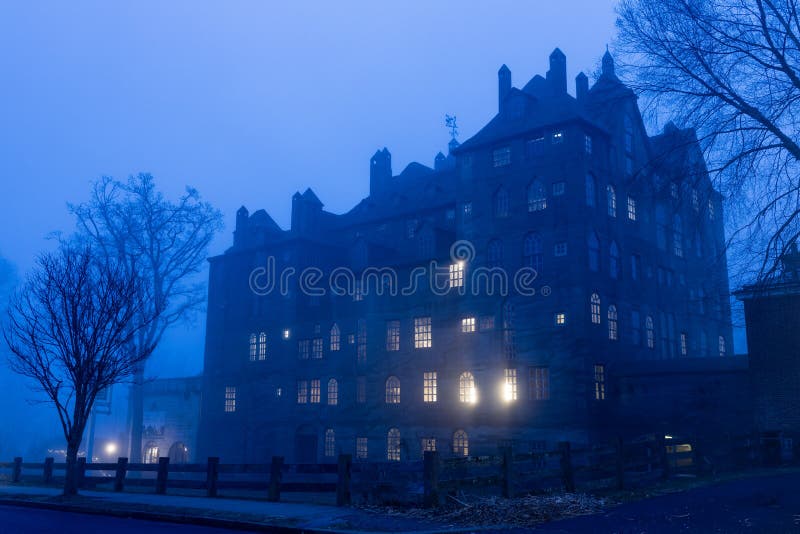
[445, 114, 459, 140]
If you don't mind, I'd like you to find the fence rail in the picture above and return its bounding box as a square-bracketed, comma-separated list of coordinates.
[0, 432, 783, 507]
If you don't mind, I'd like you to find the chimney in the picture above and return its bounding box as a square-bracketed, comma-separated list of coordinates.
[369, 147, 392, 195]
[576, 72, 588, 100]
[547, 48, 567, 94]
[498, 64, 511, 113]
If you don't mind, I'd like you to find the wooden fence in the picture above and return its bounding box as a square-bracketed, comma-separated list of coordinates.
[0, 432, 778, 507]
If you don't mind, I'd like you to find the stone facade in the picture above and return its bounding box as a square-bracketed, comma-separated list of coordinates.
[141, 376, 202, 464]
[198, 49, 733, 464]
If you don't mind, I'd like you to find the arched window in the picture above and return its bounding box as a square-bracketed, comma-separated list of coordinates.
[385, 376, 401, 404]
[327, 379, 338, 405]
[718, 336, 726, 357]
[249, 333, 257, 361]
[523, 233, 543, 272]
[458, 372, 477, 403]
[585, 174, 596, 207]
[588, 232, 600, 272]
[494, 186, 509, 218]
[330, 324, 340, 351]
[608, 305, 618, 340]
[487, 239, 503, 268]
[324, 428, 336, 457]
[606, 184, 617, 217]
[387, 428, 401, 461]
[144, 442, 159, 464]
[645, 316, 655, 349]
[609, 241, 620, 279]
[590, 293, 601, 324]
[673, 214, 683, 257]
[453, 429, 469, 457]
[258, 332, 267, 360]
[527, 180, 547, 212]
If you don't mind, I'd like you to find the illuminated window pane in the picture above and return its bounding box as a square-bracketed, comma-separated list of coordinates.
[298, 339, 310, 359]
[312, 338, 323, 359]
[453, 430, 469, 457]
[450, 262, 464, 288]
[296, 380, 308, 404]
[327, 378, 338, 405]
[357, 319, 367, 362]
[479, 316, 495, 331]
[249, 333, 257, 361]
[627, 196, 637, 221]
[527, 180, 547, 212]
[554, 312, 566, 326]
[461, 316, 476, 333]
[310, 379, 320, 404]
[504, 368, 517, 401]
[414, 317, 432, 348]
[590, 293, 601, 324]
[385, 376, 401, 404]
[330, 324, 340, 351]
[421, 438, 436, 455]
[224, 386, 236, 413]
[387, 428, 401, 461]
[423, 371, 437, 403]
[324, 429, 335, 457]
[594, 364, 606, 400]
[386, 320, 400, 351]
[458, 372, 477, 404]
[356, 376, 366, 404]
[608, 305, 618, 341]
[646, 316, 655, 349]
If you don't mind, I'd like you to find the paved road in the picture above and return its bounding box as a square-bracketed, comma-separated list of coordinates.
[0, 505, 243, 534]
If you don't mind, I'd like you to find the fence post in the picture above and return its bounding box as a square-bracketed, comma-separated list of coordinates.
[114, 457, 128, 492]
[658, 435, 671, 480]
[500, 446, 513, 498]
[423, 450, 440, 508]
[43, 457, 54, 484]
[336, 454, 352, 506]
[76, 457, 86, 488]
[12, 457, 22, 483]
[156, 456, 169, 494]
[206, 457, 219, 498]
[615, 436, 625, 490]
[559, 442, 575, 492]
[267, 456, 283, 502]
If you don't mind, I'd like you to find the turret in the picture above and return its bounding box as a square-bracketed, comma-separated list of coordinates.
[369, 147, 392, 195]
[576, 72, 588, 100]
[434, 152, 446, 171]
[291, 188, 323, 235]
[233, 205, 249, 247]
[547, 48, 567, 94]
[602, 49, 616, 78]
[498, 64, 511, 113]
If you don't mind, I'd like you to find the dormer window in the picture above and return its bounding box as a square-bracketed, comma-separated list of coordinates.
[492, 146, 512, 167]
[552, 131, 564, 144]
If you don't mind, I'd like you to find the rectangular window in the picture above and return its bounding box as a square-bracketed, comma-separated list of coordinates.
[310, 379, 321, 404]
[357, 319, 367, 362]
[552, 131, 564, 144]
[282, 328, 291, 340]
[554, 242, 568, 257]
[627, 196, 637, 221]
[529, 367, 550, 400]
[450, 262, 464, 288]
[312, 338, 323, 359]
[324, 429, 335, 457]
[348, 333, 355, 344]
[421, 438, 437, 454]
[584, 134, 592, 154]
[386, 320, 400, 351]
[554, 312, 566, 326]
[356, 437, 368, 460]
[504, 368, 518, 401]
[414, 317, 432, 348]
[680, 332, 688, 356]
[461, 316, 476, 333]
[423, 371, 437, 403]
[479, 316, 495, 331]
[353, 280, 364, 301]
[297, 380, 308, 404]
[298, 339, 310, 360]
[224, 386, 236, 413]
[492, 146, 512, 167]
[526, 136, 545, 158]
[462, 202, 473, 222]
[594, 364, 606, 400]
[356, 376, 366, 404]
[552, 181, 565, 196]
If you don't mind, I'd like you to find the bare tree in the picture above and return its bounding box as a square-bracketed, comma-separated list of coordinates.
[616, 0, 800, 281]
[69, 173, 223, 462]
[3, 245, 157, 495]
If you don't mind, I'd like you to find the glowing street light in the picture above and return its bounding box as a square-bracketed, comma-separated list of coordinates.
[104, 442, 118, 455]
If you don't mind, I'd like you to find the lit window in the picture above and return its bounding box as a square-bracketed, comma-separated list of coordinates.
[421, 438, 437, 454]
[357, 319, 367, 362]
[297, 380, 308, 404]
[554, 312, 566, 326]
[298, 339, 310, 359]
[423, 372, 437, 403]
[503, 368, 518, 401]
[523, 233, 543, 272]
[585, 174, 596, 207]
[608, 305, 618, 340]
[258, 332, 266, 360]
[327, 378, 338, 405]
[386, 320, 400, 351]
[276, 387, 282, 398]
[627, 196, 637, 221]
[590, 293, 601, 324]
[450, 262, 464, 288]
[646, 316, 655, 349]
[461, 316, 476, 333]
[528, 180, 547, 212]
[324, 429, 335, 457]
[552, 181, 565, 196]
[494, 187, 509, 218]
[330, 324, 340, 351]
[594, 364, 606, 400]
[385, 376, 401, 404]
[610, 241, 620, 279]
[588, 232, 600, 272]
[224, 386, 236, 413]
[584, 134, 592, 154]
[348, 333, 355, 345]
[529, 367, 550, 400]
[680, 333, 688, 356]
[552, 131, 564, 144]
[453, 429, 469, 457]
[479, 316, 495, 331]
[249, 333, 257, 361]
[144, 443, 159, 464]
[387, 428, 401, 461]
[718, 336, 726, 357]
[607, 185, 617, 217]
[458, 372, 477, 404]
[310, 379, 320, 404]
[554, 242, 567, 257]
[353, 280, 364, 301]
[492, 146, 512, 167]
[414, 317, 432, 348]
[312, 338, 323, 359]
[356, 437, 368, 460]
[283, 328, 290, 340]
[356, 376, 366, 403]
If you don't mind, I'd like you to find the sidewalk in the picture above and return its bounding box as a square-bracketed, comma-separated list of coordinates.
[0, 484, 452, 533]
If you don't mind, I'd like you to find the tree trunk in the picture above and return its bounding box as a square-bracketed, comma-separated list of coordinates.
[63, 440, 80, 496]
[128, 364, 144, 462]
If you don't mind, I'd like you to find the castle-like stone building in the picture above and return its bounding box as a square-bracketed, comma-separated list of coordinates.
[197, 50, 733, 463]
